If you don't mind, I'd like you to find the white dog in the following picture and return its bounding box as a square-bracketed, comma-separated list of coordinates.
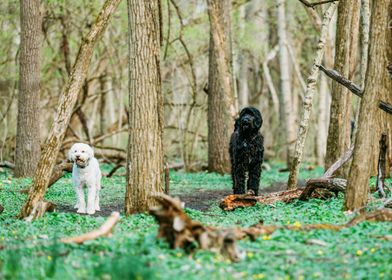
[68, 143, 101, 215]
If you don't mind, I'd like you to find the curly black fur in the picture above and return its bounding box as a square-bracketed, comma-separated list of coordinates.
[229, 107, 264, 195]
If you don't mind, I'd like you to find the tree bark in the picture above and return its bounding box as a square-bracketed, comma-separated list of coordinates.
[207, 0, 236, 174]
[287, 3, 337, 189]
[325, 0, 360, 175]
[18, 0, 121, 219]
[125, 0, 164, 214]
[345, 0, 392, 211]
[14, 0, 43, 177]
[276, 0, 296, 168]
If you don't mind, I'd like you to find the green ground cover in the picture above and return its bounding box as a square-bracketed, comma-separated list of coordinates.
[0, 164, 391, 280]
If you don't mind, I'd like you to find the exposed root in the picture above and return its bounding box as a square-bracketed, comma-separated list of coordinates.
[24, 201, 56, 222]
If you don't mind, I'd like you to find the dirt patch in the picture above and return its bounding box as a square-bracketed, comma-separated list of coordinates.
[56, 180, 307, 215]
[56, 203, 123, 217]
[175, 180, 307, 212]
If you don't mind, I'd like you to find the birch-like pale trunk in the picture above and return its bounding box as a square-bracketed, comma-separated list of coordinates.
[316, 74, 330, 166]
[18, 0, 121, 219]
[276, 0, 295, 167]
[287, 3, 337, 190]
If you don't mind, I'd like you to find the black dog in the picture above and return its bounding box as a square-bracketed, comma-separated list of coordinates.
[229, 107, 264, 195]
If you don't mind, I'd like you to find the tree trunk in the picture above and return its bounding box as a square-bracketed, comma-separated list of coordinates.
[287, 3, 337, 189]
[276, 0, 296, 168]
[316, 75, 330, 166]
[18, 0, 121, 219]
[14, 0, 42, 177]
[125, 0, 164, 214]
[345, 0, 392, 211]
[207, 0, 236, 174]
[325, 0, 359, 175]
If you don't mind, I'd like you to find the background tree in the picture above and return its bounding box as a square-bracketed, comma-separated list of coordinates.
[345, 0, 392, 211]
[206, 0, 236, 174]
[14, 0, 42, 177]
[325, 0, 360, 175]
[124, 0, 164, 214]
[276, 0, 296, 168]
[18, 0, 121, 219]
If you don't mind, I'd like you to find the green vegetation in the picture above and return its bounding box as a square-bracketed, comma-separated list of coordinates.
[0, 165, 391, 280]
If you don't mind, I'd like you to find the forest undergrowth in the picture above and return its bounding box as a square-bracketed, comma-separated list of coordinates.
[0, 164, 391, 279]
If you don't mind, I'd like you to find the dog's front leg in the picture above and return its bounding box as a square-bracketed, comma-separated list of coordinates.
[247, 162, 261, 196]
[86, 185, 96, 215]
[75, 185, 86, 214]
[95, 188, 100, 211]
[233, 163, 246, 194]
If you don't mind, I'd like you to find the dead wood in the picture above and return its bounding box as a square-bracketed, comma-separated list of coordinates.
[24, 201, 56, 222]
[299, 178, 346, 201]
[0, 204, 3, 214]
[48, 162, 73, 187]
[150, 194, 392, 261]
[150, 194, 244, 262]
[61, 212, 120, 244]
[318, 64, 392, 114]
[106, 160, 125, 177]
[323, 147, 353, 177]
[0, 161, 15, 169]
[219, 194, 257, 211]
[376, 134, 387, 198]
[220, 189, 305, 211]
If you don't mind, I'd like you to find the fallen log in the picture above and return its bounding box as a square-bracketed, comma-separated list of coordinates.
[219, 194, 257, 211]
[150, 194, 392, 261]
[299, 178, 346, 201]
[61, 212, 120, 244]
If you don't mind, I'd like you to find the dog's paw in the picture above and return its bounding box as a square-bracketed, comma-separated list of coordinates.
[95, 205, 101, 211]
[87, 208, 96, 215]
[77, 208, 86, 214]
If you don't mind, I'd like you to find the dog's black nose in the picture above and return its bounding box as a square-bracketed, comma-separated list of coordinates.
[76, 155, 80, 159]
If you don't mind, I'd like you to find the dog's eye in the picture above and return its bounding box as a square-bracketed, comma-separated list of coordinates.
[81, 150, 85, 153]
[74, 150, 76, 152]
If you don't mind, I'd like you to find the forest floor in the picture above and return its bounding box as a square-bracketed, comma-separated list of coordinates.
[0, 163, 391, 279]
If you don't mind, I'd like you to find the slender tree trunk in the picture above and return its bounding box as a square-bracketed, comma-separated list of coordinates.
[237, 5, 249, 109]
[325, 0, 360, 175]
[15, 0, 42, 177]
[316, 75, 330, 166]
[18, 0, 121, 219]
[276, 0, 296, 168]
[345, 0, 392, 211]
[125, 0, 164, 214]
[287, 3, 337, 189]
[207, 0, 236, 174]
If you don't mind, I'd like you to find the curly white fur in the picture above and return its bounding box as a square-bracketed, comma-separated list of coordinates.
[68, 143, 102, 215]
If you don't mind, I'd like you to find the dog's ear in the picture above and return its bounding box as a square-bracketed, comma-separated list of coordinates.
[86, 145, 95, 158]
[68, 145, 75, 162]
[255, 112, 263, 130]
[234, 118, 240, 131]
